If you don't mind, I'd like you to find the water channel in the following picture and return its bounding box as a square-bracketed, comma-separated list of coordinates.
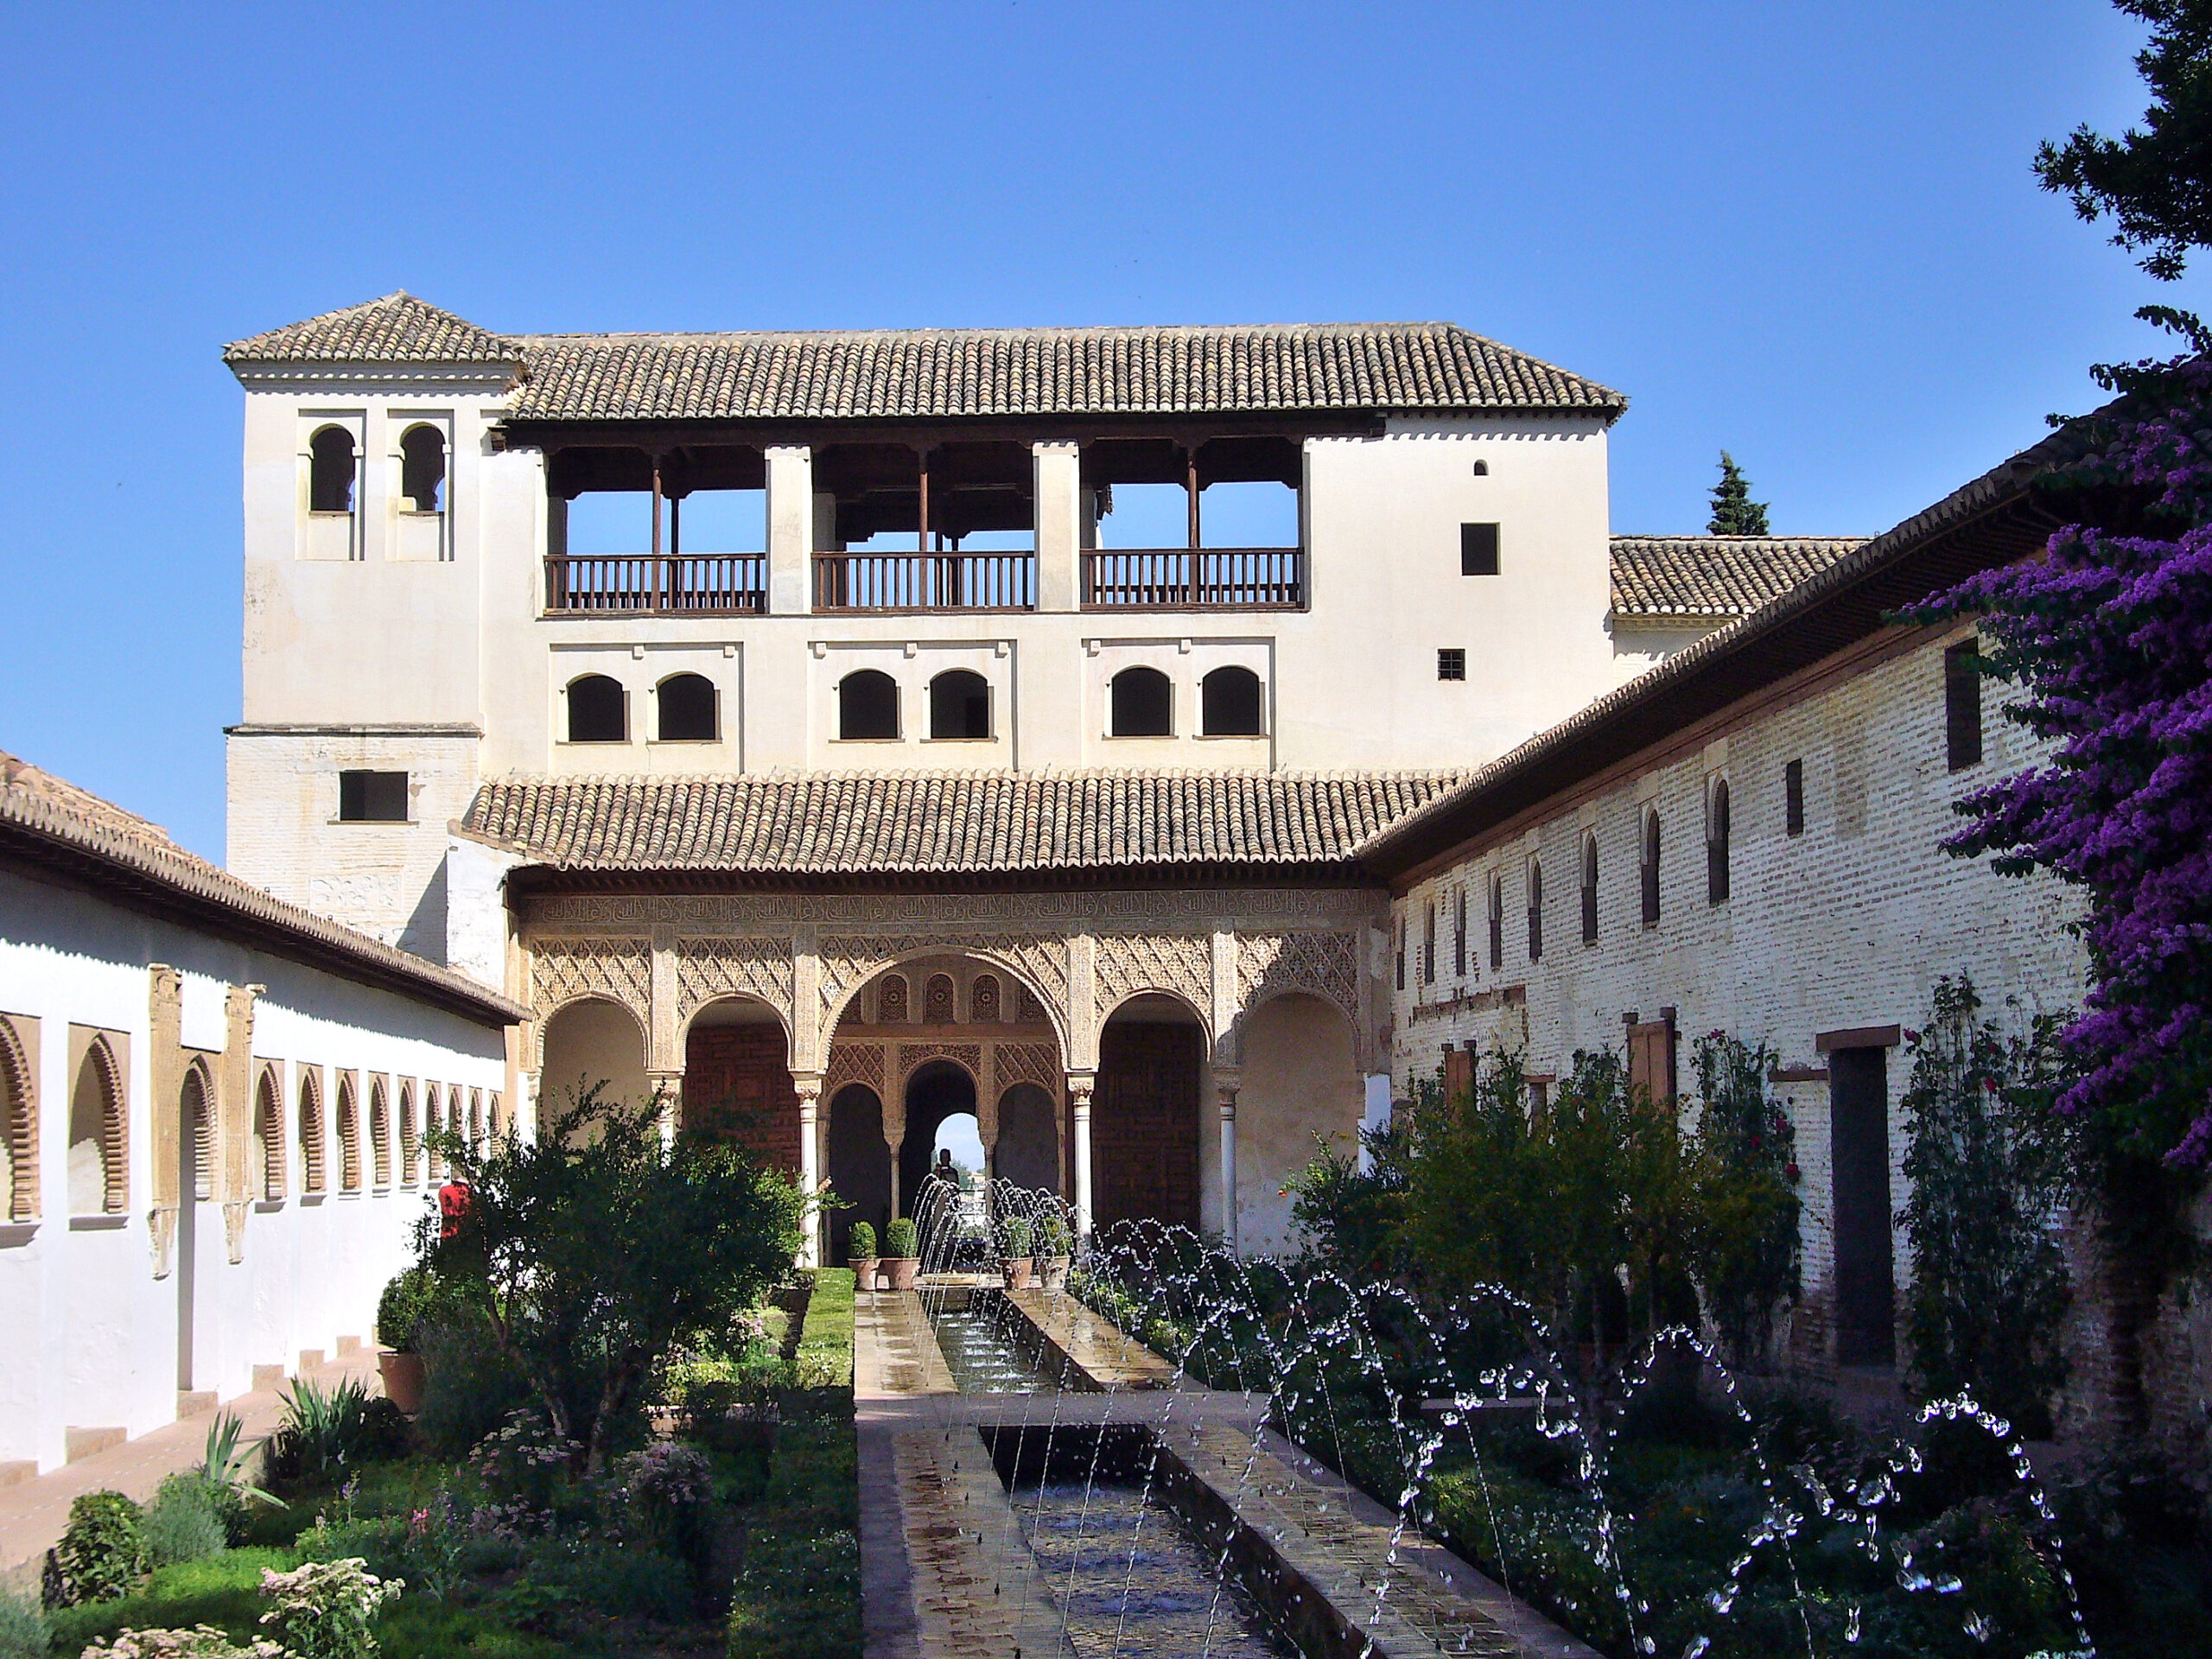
[925, 1294, 1300, 1657]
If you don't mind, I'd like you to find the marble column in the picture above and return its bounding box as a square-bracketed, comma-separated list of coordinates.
[1215, 1071, 1241, 1255]
[1068, 1072, 1096, 1248]
[647, 1071, 683, 1148]
[794, 1074, 823, 1268]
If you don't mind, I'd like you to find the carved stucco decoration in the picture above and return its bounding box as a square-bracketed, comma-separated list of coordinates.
[817, 934, 1071, 1029]
[893, 1043, 983, 1097]
[531, 938, 652, 1025]
[992, 1041, 1062, 1096]
[674, 938, 795, 1024]
[1094, 932, 1214, 1027]
[1236, 931, 1360, 1024]
[823, 1042, 886, 1099]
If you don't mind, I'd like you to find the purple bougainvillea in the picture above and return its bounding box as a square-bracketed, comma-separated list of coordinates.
[1913, 353, 2212, 1166]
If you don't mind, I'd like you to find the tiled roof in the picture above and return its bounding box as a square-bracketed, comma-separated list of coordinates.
[226, 296, 1625, 419]
[1609, 536, 1868, 620]
[460, 771, 1465, 876]
[0, 749, 524, 1026]
[224, 292, 524, 365]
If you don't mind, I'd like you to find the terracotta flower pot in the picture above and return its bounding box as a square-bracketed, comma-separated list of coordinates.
[850, 1255, 877, 1289]
[1002, 1256, 1034, 1291]
[886, 1255, 918, 1291]
[1041, 1254, 1071, 1293]
[378, 1350, 426, 1415]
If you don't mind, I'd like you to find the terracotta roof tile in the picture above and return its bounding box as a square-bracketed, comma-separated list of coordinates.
[224, 292, 523, 365]
[1609, 536, 1869, 619]
[460, 770, 1465, 876]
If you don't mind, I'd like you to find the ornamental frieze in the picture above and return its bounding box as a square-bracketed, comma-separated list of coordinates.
[522, 886, 1381, 933]
[674, 938, 796, 1022]
[531, 937, 652, 1022]
[1235, 931, 1360, 1024]
[1093, 933, 1214, 1025]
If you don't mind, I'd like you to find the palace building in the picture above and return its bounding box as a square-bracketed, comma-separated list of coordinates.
[217, 293, 1885, 1272]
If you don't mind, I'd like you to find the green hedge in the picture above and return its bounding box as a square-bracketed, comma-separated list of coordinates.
[791, 1268, 855, 1390]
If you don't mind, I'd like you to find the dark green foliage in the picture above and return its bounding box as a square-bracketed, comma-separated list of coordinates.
[999, 1214, 1032, 1256]
[844, 1220, 874, 1259]
[268, 1376, 409, 1483]
[1287, 1116, 1409, 1280]
[791, 1268, 855, 1392]
[423, 1079, 806, 1472]
[46, 1548, 295, 1652]
[0, 1585, 49, 1659]
[882, 1217, 917, 1258]
[1897, 976, 2074, 1433]
[1686, 1033, 1802, 1371]
[195, 1410, 283, 1545]
[375, 1265, 442, 1354]
[728, 1412, 861, 1659]
[46, 1490, 148, 1606]
[1707, 451, 1770, 536]
[143, 1471, 228, 1567]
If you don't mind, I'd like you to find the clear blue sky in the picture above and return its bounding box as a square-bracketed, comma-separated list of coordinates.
[0, 2, 2198, 861]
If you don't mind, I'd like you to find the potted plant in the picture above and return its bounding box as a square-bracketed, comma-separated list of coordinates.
[848, 1221, 878, 1290]
[1000, 1216, 1034, 1291]
[374, 1265, 435, 1414]
[882, 1218, 919, 1291]
[1039, 1213, 1073, 1293]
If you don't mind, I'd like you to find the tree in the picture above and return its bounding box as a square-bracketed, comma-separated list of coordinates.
[1707, 451, 1770, 535]
[423, 1082, 806, 1471]
[1685, 1033, 1802, 1372]
[1896, 977, 2073, 1434]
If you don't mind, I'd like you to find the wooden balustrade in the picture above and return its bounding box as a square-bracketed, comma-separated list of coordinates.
[812, 550, 1037, 613]
[543, 554, 767, 615]
[1080, 549, 1304, 611]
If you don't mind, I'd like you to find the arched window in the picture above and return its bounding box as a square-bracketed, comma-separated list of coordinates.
[1580, 831, 1599, 945]
[1487, 876, 1504, 970]
[308, 427, 357, 514]
[0, 1020, 35, 1223]
[657, 673, 718, 742]
[397, 1083, 418, 1188]
[1109, 667, 1173, 737]
[1453, 887, 1467, 977]
[370, 1079, 391, 1188]
[1707, 779, 1732, 905]
[255, 1070, 284, 1200]
[876, 975, 909, 1022]
[336, 1076, 361, 1192]
[929, 671, 991, 740]
[488, 1092, 505, 1143]
[399, 424, 446, 513]
[68, 1038, 126, 1216]
[970, 974, 1001, 1021]
[182, 1063, 213, 1203]
[423, 1084, 443, 1181]
[566, 674, 627, 743]
[925, 975, 956, 1023]
[1422, 902, 1436, 985]
[467, 1090, 484, 1156]
[1527, 861, 1544, 963]
[298, 1073, 326, 1195]
[1200, 666, 1264, 736]
[1642, 809, 1662, 926]
[839, 671, 900, 741]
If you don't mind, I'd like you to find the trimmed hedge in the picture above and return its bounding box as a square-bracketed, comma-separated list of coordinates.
[792, 1268, 855, 1390]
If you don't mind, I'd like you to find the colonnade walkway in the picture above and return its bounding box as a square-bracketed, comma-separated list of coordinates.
[0, 1347, 383, 1590]
[853, 1280, 1598, 1659]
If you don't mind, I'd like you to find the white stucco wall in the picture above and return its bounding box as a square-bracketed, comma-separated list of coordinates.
[1384, 624, 2089, 1360]
[0, 868, 509, 1475]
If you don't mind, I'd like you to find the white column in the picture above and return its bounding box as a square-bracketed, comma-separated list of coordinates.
[795, 1076, 823, 1268]
[765, 445, 814, 614]
[1033, 441, 1082, 612]
[648, 1071, 683, 1149]
[1216, 1073, 1240, 1255]
[1069, 1073, 1096, 1247]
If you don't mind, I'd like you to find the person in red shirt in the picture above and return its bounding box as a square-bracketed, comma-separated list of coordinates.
[438, 1175, 472, 1242]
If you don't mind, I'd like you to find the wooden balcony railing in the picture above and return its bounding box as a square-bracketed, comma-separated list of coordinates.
[543, 554, 767, 615]
[813, 550, 1036, 613]
[1081, 549, 1304, 611]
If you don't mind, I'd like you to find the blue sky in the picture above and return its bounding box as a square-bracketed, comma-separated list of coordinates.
[0, 2, 2199, 861]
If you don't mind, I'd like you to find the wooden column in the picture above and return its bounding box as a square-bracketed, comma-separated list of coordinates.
[917, 448, 931, 554]
[1185, 443, 1202, 605]
[650, 454, 664, 610]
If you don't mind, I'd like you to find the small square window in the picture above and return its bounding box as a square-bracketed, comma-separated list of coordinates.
[1437, 648, 1466, 682]
[338, 771, 409, 823]
[1460, 523, 1501, 576]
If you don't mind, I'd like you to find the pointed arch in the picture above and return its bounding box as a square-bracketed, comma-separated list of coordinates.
[298, 1069, 327, 1195]
[0, 1018, 35, 1222]
[181, 1056, 216, 1203]
[70, 1034, 128, 1215]
[255, 1065, 285, 1200]
[370, 1077, 392, 1188]
[335, 1073, 361, 1192]
[397, 1080, 419, 1187]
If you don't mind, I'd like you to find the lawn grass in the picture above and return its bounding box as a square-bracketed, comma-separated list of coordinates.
[47, 1547, 298, 1652]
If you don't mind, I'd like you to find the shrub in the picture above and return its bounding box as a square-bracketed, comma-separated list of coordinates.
[257, 1557, 402, 1659]
[195, 1412, 283, 1545]
[882, 1218, 917, 1259]
[0, 1584, 49, 1659]
[1898, 976, 2074, 1433]
[999, 1216, 1031, 1257]
[47, 1490, 149, 1606]
[530, 1536, 693, 1621]
[615, 1440, 714, 1571]
[79, 1627, 282, 1657]
[266, 1378, 402, 1484]
[845, 1221, 874, 1259]
[727, 1529, 860, 1659]
[1039, 1213, 1071, 1257]
[374, 1267, 441, 1355]
[411, 1312, 533, 1459]
[143, 1473, 228, 1567]
[1686, 1033, 1802, 1372]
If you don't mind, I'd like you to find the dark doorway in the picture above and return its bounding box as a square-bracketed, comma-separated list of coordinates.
[996, 1083, 1058, 1194]
[826, 1084, 889, 1263]
[1094, 1020, 1202, 1229]
[898, 1061, 976, 1218]
[1830, 1046, 1895, 1365]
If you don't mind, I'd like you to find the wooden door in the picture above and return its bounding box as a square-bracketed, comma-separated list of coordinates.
[1093, 1022, 1201, 1230]
[1829, 1047, 1895, 1364]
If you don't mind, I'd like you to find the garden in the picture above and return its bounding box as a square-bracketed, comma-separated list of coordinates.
[0, 1088, 861, 1659]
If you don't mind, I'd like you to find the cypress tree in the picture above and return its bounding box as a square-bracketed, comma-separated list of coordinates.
[1707, 451, 1770, 535]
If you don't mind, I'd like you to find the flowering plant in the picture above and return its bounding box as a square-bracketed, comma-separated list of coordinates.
[466, 1408, 577, 1532]
[257, 1558, 401, 1659]
[79, 1629, 284, 1658]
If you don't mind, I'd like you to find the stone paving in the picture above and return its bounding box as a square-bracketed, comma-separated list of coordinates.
[0, 1347, 384, 1589]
